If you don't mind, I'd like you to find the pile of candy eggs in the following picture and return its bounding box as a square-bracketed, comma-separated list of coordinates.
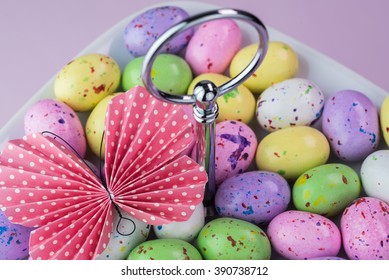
[1, 5, 388, 260]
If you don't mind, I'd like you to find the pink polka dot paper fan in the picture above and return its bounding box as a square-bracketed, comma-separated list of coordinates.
[0, 86, 208, 259]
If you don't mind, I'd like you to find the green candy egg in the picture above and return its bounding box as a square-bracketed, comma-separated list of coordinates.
[121, 54, 192, 94]
[293, 163, 361, 217]
[127, 239, 202, 260]
[196, 217, 271, 260]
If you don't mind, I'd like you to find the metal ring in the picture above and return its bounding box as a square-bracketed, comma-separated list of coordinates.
[141, 8, 269, 104]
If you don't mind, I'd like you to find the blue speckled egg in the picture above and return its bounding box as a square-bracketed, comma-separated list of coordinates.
[124, 6, 193, 57]
[0, 209, 32, 260]
[321, 90, 379, 162]
[215, 171, 291, 225]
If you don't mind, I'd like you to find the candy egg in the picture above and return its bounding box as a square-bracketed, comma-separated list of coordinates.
[341, 197, 389, 260]
[215, 121, 257, 185]
[0, 210, 32, 260]
[256, 78, 324, 131]
[361, 150, 389, 204]
[293, 163, 361, 217]
[267, 210, 341, 260]
[96, 210, 150, 260]
[24, 99, 87, 157]
[256, 126, 330, 180]
[127, 239, 202, 260]
[196, 217, 271, 260]
[215, 171, 290, 224]
[153, 203, 205, 242]
[185, 19, 241, 75]
[307, 256, 345, 260]
[124, 6, 193, 57]
[187, 73, 256, 124]
[121, 54, 192, 94]
[380, 96, 389, 147]
[321, 90, 379, 162]
[230, 41, 299, 94]
[55, 54, 120, 112]
[85, 93, 122, 158]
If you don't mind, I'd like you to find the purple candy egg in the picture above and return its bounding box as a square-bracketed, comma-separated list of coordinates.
[0, 210, 32, 260]
[215, 120, 257, 185]
[215, 171, 290, 225]
[321, 90, 379, 162]
[341, 197, 389, 260]
[24, 99, 87, 157]
[124, 6, 193, 57]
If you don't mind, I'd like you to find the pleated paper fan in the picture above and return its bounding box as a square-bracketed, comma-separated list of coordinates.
[0, 86, 208, 259]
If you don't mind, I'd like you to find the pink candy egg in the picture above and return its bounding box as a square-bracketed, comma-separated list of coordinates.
[341, 197, 389, 260]
[185, 19, 242, 75]
[215, 120, 257, 185]
[24, 99, 87, 157]
[267, 210, 341, 260]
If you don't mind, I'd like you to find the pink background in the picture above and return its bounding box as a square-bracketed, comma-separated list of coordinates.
[0, 0, 388, 129]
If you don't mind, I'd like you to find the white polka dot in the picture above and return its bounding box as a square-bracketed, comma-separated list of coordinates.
[30, 162, 35, 167]
[39, 245, 45, 250]
[8, 158, 13, 163]
[190, 205, 196, 210]
[6, 196, 12, 201]
[196, 194, 202, 198]
[182, 192, 187, 196]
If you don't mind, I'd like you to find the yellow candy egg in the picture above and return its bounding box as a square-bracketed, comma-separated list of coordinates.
[380, 96, 389, 147]
[256, 126, 330, 180]
[55, 53, 121, 111]
[230, 41, 299, 94]
[187, 73, 256, 124]
[85, 93, 122, 158]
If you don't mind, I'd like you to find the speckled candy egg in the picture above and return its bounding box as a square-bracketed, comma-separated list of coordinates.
[307, 256, 345, 260]
[24, 99, 87, 157]
[127, 239, 202, 260]
[153, 203, 205, 242]
[267, 210, 341, 260]
[256, 126, 330, 180]
[215, 121, 258, 185]
[121, 54, 192, 94]
[196, 217, 271, 260]
[341, 197, 389, 260]
[96, 210, 150, 260]
[85, 93, 122, 158]
[230, 41, 299, 94]
[293, 163, 361, 217]
[380, 96, 389, 147]
[322, 90, 379, 162]
[256, 78, 324, 131]
[215, 171, 290, 224]
[124, 6, 193, 57]
[0, 210, 32, 260]
[185, 19, 241, 76]
[187, 73, 256, 124]
[55, 54, 120, 112]
[361, 150, 389, 204]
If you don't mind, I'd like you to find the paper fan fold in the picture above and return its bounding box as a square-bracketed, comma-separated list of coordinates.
[0, 86, 207, 259]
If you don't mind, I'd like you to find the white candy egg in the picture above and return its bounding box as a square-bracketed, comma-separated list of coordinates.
[153, 204, 205, 242]
[360, 150, 389, 204]
[256, 78, 324, 132]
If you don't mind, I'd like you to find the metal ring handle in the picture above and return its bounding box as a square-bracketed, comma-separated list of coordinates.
[141, 8, 269, 103]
